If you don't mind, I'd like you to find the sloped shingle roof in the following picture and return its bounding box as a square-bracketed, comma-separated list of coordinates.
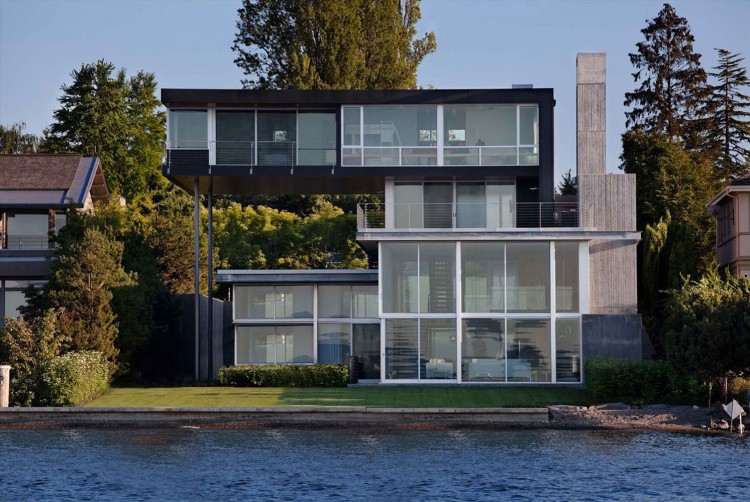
[0, 154, 109, 208]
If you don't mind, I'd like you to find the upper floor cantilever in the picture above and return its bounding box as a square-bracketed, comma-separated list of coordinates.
[161, 88, 556, 200]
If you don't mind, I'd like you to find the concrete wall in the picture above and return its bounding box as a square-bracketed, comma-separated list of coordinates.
[582, 314, 649, 361]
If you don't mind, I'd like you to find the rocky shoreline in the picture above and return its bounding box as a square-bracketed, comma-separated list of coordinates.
[548, 403, 748, 435]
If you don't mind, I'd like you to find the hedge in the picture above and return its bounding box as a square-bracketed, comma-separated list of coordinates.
[585, 357, 707, 405]
[39, 351, 110, 406]
[218, 364, 349, 387]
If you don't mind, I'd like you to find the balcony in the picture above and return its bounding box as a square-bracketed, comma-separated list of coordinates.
[167, 141, 337, 167]
[356, 202, 579, 231]
[4, 235, 50, 250]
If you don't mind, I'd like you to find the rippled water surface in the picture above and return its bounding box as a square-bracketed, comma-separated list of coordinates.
[1, 428, 748, 500]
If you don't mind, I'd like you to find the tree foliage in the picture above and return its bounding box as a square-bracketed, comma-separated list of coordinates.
[43, 60, 166, 200]
[700, 48, 750, 176]
[624, 3, 708, 148]
[232, 0, 436, 90]
[213, 200, 367, 270]
[556, 169, 577, 196]
[0, 310, 67, 406]
[664, 271, 750, 380]
[0, 122, 41, 154]
[24, 210, 135, 374]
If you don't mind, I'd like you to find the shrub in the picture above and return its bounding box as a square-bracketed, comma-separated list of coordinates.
[218, 364, 348, 387]
[0, 310, 68, 406]
[586, 357, 706, 405]
[39, 351, 110, 406]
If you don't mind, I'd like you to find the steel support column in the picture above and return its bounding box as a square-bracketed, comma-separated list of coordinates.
[193, 177, 200, 381]
[207, 181, 214, 379]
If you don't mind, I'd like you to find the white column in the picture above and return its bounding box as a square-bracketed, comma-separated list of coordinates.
[437, 104, 444, 166]
[550, 242, 557, 383]
[0, 365, 10, 407]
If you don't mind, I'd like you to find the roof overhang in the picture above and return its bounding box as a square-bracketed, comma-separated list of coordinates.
[707, 185, 750, 208]
[216, 269, 378, 284]
[162, 88, 556, 108]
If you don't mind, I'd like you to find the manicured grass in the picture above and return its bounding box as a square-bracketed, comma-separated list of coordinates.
[87, 386, 591, 408]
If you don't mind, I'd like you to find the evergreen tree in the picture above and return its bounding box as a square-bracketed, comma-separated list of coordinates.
[664, 270, 750, 382]
[624, 3, 708, 148]
[556, 169, 577, 196]
[701, 49, 750, 176]
[232, 0, 436, 90]
[43, 60, 166, 200]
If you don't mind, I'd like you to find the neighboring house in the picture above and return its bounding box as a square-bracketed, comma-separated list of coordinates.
[0, 154, 109, 326]
[708, 173, 750, 279]
[162, 53, 644, 383]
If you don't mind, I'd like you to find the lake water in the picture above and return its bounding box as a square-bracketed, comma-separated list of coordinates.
[1, 428, 748, 500]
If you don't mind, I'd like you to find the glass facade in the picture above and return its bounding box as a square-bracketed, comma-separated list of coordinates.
[380, 241, 582, 383]
[229, 243, 580, 383]
[342, 104, 539, 166]
[233, 283, 378, 374]
[392, 181, 516, 230]
[168, 104, 538, 167]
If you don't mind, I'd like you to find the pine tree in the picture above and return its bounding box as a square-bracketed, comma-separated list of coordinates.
[624, 3, 708, 148]
[701, 49, 750, 177]
[22, 210, 136, 374]
[231, 0, 436, 90]
[556, 169, 577, 196]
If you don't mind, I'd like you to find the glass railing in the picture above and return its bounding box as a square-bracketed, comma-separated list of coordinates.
[356, 202, 578, 230]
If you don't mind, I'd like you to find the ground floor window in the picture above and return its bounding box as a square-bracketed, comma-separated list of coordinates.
[235, 325, 314, 364]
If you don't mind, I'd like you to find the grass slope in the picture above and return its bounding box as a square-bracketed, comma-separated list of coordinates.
[87, 386, 591, 408]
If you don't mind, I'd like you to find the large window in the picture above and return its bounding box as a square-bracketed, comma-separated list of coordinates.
[343, 105, 438, 166]
[556, 319, 581, 382]
[392, 181, 515, 230]
[462, 243, 505, 313]
[555, 242, 579, 312]
[506, 242, 550, 313]
[216, 111, 254, 165]
[381, 242, 455, 314]
[298, 112, 336, 165]
[463, 319, 505, 381]
[385, 319, 456, 380]
[443, 104, 538, 166]
[235, 285, 313, 319]
[5, 212, 49, 249]
[507, 319, 551, 382]
[2, 280, 47, 321]
[236, 325, 314, 364]
[169, 110, 207, 149]
[257, 111, 296, 165]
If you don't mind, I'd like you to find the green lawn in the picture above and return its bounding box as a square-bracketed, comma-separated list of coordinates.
[87, 386, 591, 408]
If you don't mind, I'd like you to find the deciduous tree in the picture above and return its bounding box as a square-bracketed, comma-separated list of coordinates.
[0, 122, 41, 154]
[232, 0, 436, 90]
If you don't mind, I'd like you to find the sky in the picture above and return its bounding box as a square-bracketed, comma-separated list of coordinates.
[1, 0, 749, 182]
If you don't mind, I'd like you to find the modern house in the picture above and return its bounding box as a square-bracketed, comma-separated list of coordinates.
[708, 173, 750, 279]
[0, 154, 109, 326]
[162, 53, 644, 383]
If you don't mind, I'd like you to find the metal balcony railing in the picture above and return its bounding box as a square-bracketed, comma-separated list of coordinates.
[166, 141, 337, 167]
[356, 202, 579, 230]
[5, 235, 49, 249]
